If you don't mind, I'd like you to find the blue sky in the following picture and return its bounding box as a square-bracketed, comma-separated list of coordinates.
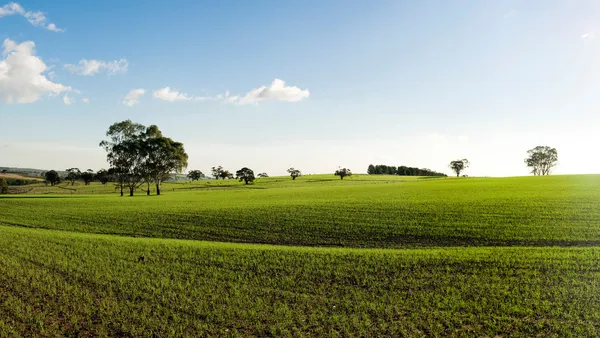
[1, 0, 600, 176]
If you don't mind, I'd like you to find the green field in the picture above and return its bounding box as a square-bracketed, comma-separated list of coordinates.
[1, 174, 600, 336]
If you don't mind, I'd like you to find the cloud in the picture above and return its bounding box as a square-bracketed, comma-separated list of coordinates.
[235, 79, 310, 104]
[64, 59, 129, 76]
[0, 38, 71, 104]
[123, 88, 145, 106]
[581, 32, 596, 40]
[153, 87, 193, 101]
[81, 98, 89, 104]
[63, 95, 73, 105]
[0, 2, 63, 32]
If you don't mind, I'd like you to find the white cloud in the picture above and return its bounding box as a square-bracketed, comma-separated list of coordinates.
[153, 87, 193, 102]
[64, 59, 128, 76]
[123, 88, 145, 106]
[235, 79, 310, 104]
[63, 95, 73, 105]
[0, 2, 63, 32]
[81, 98, 89, 104]
[0, 38, 71, 104]
[581, 32, 596, 40]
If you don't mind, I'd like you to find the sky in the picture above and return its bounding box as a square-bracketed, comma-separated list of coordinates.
[2, 0, 600, 177]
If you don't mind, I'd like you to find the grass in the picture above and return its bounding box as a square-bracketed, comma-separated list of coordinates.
[1, 174, 600, 336]
[2, 175, 600, 247]
[1, 226, 598, 337]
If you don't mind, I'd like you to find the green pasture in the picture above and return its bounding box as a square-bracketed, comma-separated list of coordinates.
[1, 174, 600, 336]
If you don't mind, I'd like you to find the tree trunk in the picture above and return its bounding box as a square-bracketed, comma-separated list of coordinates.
[340, 176, 344, 180]
[120, 185, 124, 197]
[156, 181, 161, 196]
[456, 173, 459, 177]
[129, 187, 134, 196]
[147, 182, 150, 195]
[292, 176, 296, 180]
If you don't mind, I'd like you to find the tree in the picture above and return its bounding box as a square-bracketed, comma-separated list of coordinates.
[187, 170, 205, 181]
[525, 146, 558, 176]
[449, 159, 469, 177]
[236, 167, 255, 184]
[211, 166, 224, 180]
[65, 168, 81, 186]
[220, 170, 233, 180]
[0, 178, 8, 194]
[257, 172, 268, 178]
[44, 170, 61, 186]
[95, 169, 110, 185]
[334, 168, 352, 180]
[80, 169, 95, 185]
[367, 164, 376, 175]
[142, 125, 188, 195]
[100, 120, 147, 196]
[287, 167, 301, 180]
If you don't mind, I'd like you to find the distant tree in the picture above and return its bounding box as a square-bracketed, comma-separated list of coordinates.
[211, 166, 224, 180]
[44, 170, 61, 186]
[334, 168, 352, 180]
[95, 169, 110, 185]
[287, 167, 301, 180]
[449, 159, 470, 177]
[187, 170, 205, 181]
[1, 169, 7, 174]
[100, 120, 146, 196]
[142, 125, 188, 195]
[236, 167, 255, 184]
[367, 164, 376, 175]
[257, 172, 269, 178]
[525, 146, 558, 176]
[80, 169, 95, 185]
[65, 168, 81, 186]
[0, 178, 8, 194]
[220, 170, 234, 180]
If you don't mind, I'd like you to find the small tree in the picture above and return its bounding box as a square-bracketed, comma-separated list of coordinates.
[211, 166, 223, 180]
[65, 168, 81, 186]
[44, 170, 61, 186]
[95, 169, 110, 185]
[220, 170, 233, 180]
[287, 168, 301, 180]
[257, 172, 268, 178]
[80, 169, 95, 185]
[449, 159, 469, 177]
[334, 168, 352, 180]
[525, 146, 558, 176]
[0, 178, 8, 194]
[236, 167, 255, 184]
[187, 170, 205, 181]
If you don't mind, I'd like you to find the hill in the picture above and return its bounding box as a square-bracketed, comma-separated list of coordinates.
[1, 174, 599, 336]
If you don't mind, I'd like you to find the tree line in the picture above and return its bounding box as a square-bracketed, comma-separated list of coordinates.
[367, 165, 447, 177]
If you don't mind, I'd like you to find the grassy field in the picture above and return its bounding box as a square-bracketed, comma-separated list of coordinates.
[1, 174, 600, 336]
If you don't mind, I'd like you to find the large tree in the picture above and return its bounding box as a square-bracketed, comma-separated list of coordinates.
[100, 120, 146, 196]
[95, 169, 110, 185]
[211, 166, 224, 180]
[143, 125, 188, 195]
[44, 170, 61, 186]
[187, 170, 205, 181]
[334, 168, 352, 180]
[449, 159, 469, 177]
[236, 167, 255, 184]
[80, 169, 95, 185]
[65, 168, 81, 186]
[525, 146, 558, 176]
[287, 167, 301, 180]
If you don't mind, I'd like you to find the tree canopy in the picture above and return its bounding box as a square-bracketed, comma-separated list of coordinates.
[187, 170, 205, 181]
[525, 146, 558, 176]
[449, 159, 469, 177]
[334, 168, 352, 180]
[287, 168, 301, 180]
[236, 167, 255, 184]
[44, 170, 61, 186]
